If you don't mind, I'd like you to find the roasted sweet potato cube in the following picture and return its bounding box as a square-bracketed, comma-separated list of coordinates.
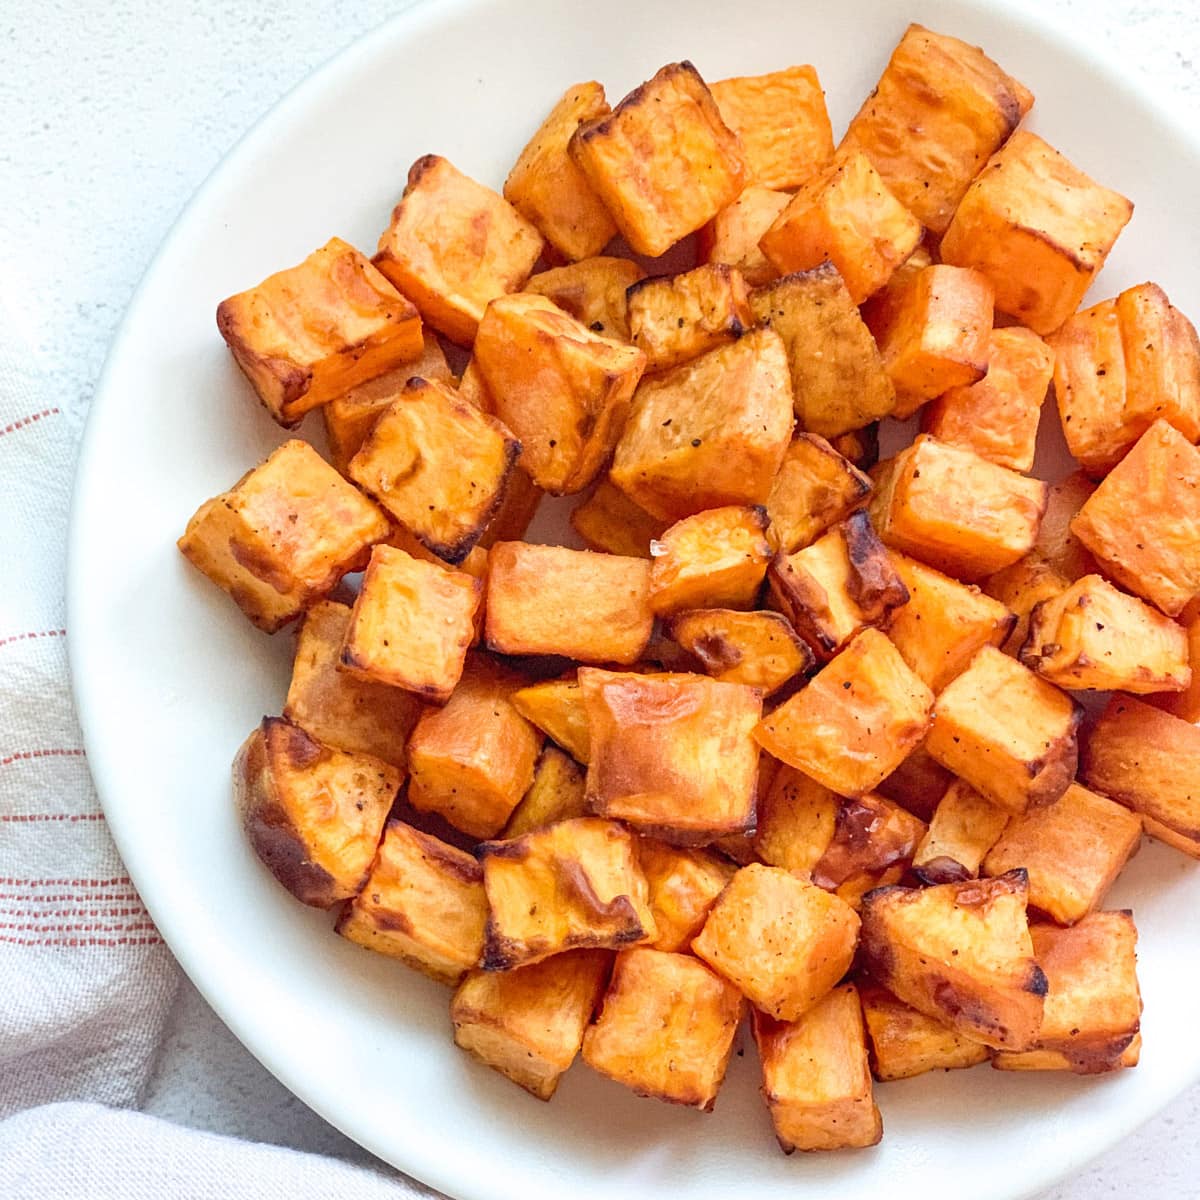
[1021, 574, 1190, 693]
[751, 264, 896, 439]
[876, 738, 953, 822]
[480, 817, 654, 969]
[692, 864, 859, 1021]
[569, 479, 667, 558]
[582, 947, 744, 1109]
[699, 186, 791, 287]
[1070, 420, 1200, 617]
[667, 609, 812, 696]
[374, 155, 544, 345]
[233, 717, 399, 908]
[753, 985, 881, 1152]
[476, 466, 543, 550]
[407, 655, 542, 839]
[993, 914, 1141, 1073]
[983, 783, 1140, 926]
[887, 553, 1015, 693]
[940, 131, 1133, 336]
[764, 434, 872, 556]
[754, 628, 933, 797]
[912, 779, 1009, 885]
[485, 542, 653, 664]
[503, 745, 589, 838]
[1082, 695, 1200, 858]
[768, 513, 908, 663]
[510, 676, 590, 763]
[925, 646, 1081, 814]
[348, 377, 520, 564]
[581, 669, 761, 844]
[610, 327, 794, 521]
[178, 440, 389, 633]
[341, 544, 480, 701]
[1118, 283, 1200, 438]
[839, 24, 1032, 234]
[452, 950, 611, 1099]
[637, 840, 735, 953]
[569, 61, 746, 258]
[921, 327, 1053, 473]
[474, 293, 646, 494]
[627, 263, 754, 371]
[859, 984, 990, 1081]
[860, 870, 1046, 1050]
[810, 794, 927, 902]
[216, 237, 424, 427]
[759, 151, 922, 304]
[753, 766, 838, 874]
[336, 820, 486, 984]
[525, 257, 645, 342]
[649, 505, 771, 616]
[1149, 605, 1200, 722]
[869, 435, 1048, 580]
[504, 82, 617, 262]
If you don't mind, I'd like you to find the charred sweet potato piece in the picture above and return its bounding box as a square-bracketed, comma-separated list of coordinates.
[581, 668, 762, 844]
[525, 256, 645, 342]
[637, 840, 735, 953]
[859, 984, 990, 1081]
[764, 434, 872, 555]
[569, 61, 746, 257]
[504, 82, 617, 262]
[374, 155, 544, 345]
[178, 439, 389, 633]
[753, 985, 882, 1153]
[611, 327, 794, 522]
[479, 817, 654, 969]
[859, 870, 1046, 1050]
[336, 819, 486, 984]
[925, 646, 1081, 814]
[912, 779, 1010, 885]
[667, 609, 812, 696]
[839, 24, 1032, 234]
[570, 479, 668, 558]
[233, 717, 399, 908]
[830, 425, 881, 471]
[216, 237, 424, 427]
[753, 766, 838, 874]
[510, 676, 590, 764]
[582, 947, 744, 1109]
[754, 629, 933, 797]
[876, 738, 954, 823]
[810, 794, 927, 904]
[503, 745, 589, 839]
[699, 186, 791, 287]
[940, 131, 1133, 336]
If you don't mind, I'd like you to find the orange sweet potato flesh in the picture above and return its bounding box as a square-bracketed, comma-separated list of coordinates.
[525, 257, 645, 342]
[699, 186, 791, 287]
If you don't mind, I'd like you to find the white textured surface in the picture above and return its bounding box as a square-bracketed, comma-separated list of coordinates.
[6, 0, 1198, 1194]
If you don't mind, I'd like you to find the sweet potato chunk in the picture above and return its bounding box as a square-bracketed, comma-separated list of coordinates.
[753, 985, 882, 1152]
[692, 864, 859, 1021]
[751, 264, 896, 439]
[336, 820, 486, 985]
[759, 151, 922, 304]
[699, 186, 791, 287]
[887, 553, 1015, 693]
[768, 513, 908, 662]
[581, 669, 762, 844]
[925, 646, 1081, 815]
[637, 840, 735, 953]
[830, 425, 881, 471]
[480, 817, 654, 969]
[839, 24, 1032, 234]
[503, 745, 589, 838]
[569, 61, 746, 257]
[341, 544, 480, 701]
[1082, 695, 1200, 858]
[754, 629, 933, 797]
[216, 237, 424, 427]
[525, 257, 645, 342]
[1021, 574, 1190, 693]
[940, 131, 1133, 336]
[582, 947, 744, 1110]
[504, 81, 617, 262]
[452, 950, 611, 1100]
[485, 542, 653, 664]
[374, 155, 543, 345]
[649, 505, 771, 616]
[476, 466, 543, 550]
[859, 984, 990, 1081]
[510, 676, 590, 763]
[912, 779, 1010, 885]
[869, 435, 1048, 580]
[876, 738, 953, 822]
[610, 327, 794, 521]
[474, 293, 647, 495]
[348, 377, 520, 564]
[233, 717, 399, 908]
[407, 655, 542, 839]
[764, 434, 872, 555]
[1148, 605, 1200, 722]
[1070, 419, 1200, 617]
[178, 440, 389, 633]
[752, 766, 839, 874]
[570, 479, 668, 558]
[810, 794, 927, 905]
[993, 914, 1141, 1073]
[859, 871, 1046, 1050]
[667, 609, 812, 696]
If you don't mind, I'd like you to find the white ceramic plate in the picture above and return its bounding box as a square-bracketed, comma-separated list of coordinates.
[69, 1, 1200, 1197]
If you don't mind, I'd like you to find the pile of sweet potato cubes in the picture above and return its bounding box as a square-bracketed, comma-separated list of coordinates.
[178, 22, 1200, 1154]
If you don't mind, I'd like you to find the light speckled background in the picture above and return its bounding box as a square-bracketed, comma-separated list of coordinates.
[4, 0, 1197, 1194]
